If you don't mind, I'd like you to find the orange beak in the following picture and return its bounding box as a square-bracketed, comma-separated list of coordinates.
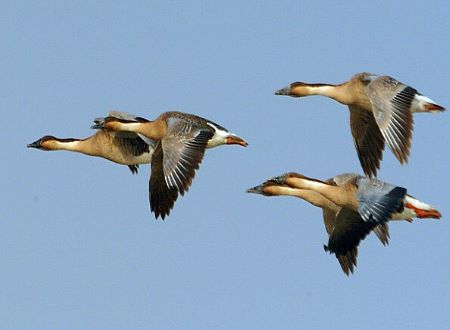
[226, 136, 248, 147]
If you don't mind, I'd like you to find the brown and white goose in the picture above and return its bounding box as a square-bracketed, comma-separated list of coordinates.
[28, 112, 156, 174]
[247, 179, 388, 275]
[247, 172, 441, 275]
[93, 111, 248, 219]
[275, 73, 445, 177]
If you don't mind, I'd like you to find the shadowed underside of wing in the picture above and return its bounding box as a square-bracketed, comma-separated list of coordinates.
[322, 208, 358, 275]
[373, 222, 389, 246]
[337, 249, 358, 276]
[349, 106, 385, 177]
[324, 208, 376, 275]
[149, 142, 179, 219]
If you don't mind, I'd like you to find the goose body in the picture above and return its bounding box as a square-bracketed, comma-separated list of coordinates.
[247, 172, 441, 275]
[93, 111, 247, 219]
[275, 73, 445, 177]
[28, 112, 156, 174]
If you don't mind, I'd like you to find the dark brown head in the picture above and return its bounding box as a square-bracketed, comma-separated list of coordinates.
[27, 135, 58, 150]
[27, 136, 79, 150]
[246, 180, 290, 196]
[275, 82, 303, 97]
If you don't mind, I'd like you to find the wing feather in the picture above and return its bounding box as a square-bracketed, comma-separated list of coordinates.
[365, 77, 415, 164]
[349, 106, 385, 177]
[148, 117, 214, 219]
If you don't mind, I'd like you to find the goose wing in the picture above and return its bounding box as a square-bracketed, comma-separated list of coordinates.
[149, 118, 214, 219]
[365, 76, 415, 164]
[349, 106, 385, 177]
[324, 208, 373, 275]
[322, 207, 357, 275]
[356, 177, 407, 225]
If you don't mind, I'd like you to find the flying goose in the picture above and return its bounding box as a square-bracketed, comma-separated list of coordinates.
[93, 111, 248, 219]
[28, 112, 156, 174]
[247, 172, 441, 275]
[275, 73, 445, 177]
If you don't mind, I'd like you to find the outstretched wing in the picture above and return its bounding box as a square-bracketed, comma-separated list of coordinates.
[365, 76, 415, 164]
[349, 106, 385, 177]
[324, 208, 374, 275]
[148, 118, 214, 219]
[357, 177, 407, 224]
[149, 142, 178, 219]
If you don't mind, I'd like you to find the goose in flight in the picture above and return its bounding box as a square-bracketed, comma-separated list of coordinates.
[93, 111, 248, 219]
[247, 172, 441, 275]
[28, 111, 156, 174]
[275, 73, 445, 177]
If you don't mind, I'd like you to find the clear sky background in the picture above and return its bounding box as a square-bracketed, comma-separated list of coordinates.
[2, 1, 449, 329]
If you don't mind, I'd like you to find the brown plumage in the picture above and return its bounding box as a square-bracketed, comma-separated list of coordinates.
[94, 111, 247, 219]
[247, 177, 389, 275]
[248, 171, 440, 275]
[28, 112, 155, 174]
[275, 72, 444, 177]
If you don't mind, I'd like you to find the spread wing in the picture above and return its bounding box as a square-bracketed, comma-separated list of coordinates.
[148, 118, 214, 219]
[349, 106, 385, 177]
[357, 177, 407, 225]
[149, 142, 178, 219]
[324, 208, 374, 275]
[322, 208, 336, 236]
[162, 119, 214, 196]
[373, 222, 390, 246]
[322, 207, 390, 275]
[365, 76, 415, 164]
[322, 207, 357, 275]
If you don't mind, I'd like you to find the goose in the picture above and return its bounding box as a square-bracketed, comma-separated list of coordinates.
[92, 111, 248, 219]
[247, 179, 388, 275]
[247, 172, 441, 275]
[275, 73, 445, 177]
[27, 112, 156, 174]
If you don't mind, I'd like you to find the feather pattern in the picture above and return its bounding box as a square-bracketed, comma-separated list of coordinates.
[365, 77, 415, 164]
[323, 177, 391, 275]
[357, 177, 407, 224]
[149, 116, 214, 219]
[349, 106, 385, 177]
[324, 208, 375, 275]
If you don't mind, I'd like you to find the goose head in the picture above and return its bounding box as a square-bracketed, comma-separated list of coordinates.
[27, 135, 61, 150]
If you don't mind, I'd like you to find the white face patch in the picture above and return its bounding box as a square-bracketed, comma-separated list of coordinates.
[206, 122, 231, 148]
[412, 94, 441, 113]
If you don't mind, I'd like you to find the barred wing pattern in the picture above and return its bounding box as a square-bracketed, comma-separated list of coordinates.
[149, 117, 214, 219]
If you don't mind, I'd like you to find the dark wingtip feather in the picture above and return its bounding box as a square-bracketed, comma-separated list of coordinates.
[128, 165, 139, 174]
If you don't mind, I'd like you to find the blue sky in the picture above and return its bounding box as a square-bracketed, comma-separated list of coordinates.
[2, 1, 450, 329]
